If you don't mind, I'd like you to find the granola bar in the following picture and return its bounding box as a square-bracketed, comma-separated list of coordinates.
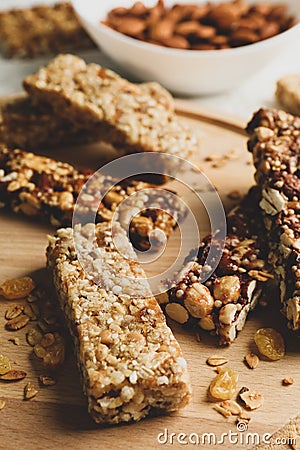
[0, 81, 173, 151]
[0, 145, 184, 251]
[0, 2, 95, 58]
[0, 96, 101, 150]
[247, 108, 300, 331]
[159, 187, 272, 344]
[23, 54, 198, 161]
[46, 222, 191, 424]
[276, 74, 300, 116]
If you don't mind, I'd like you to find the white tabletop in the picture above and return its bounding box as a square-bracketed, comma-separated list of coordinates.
[0, 0, 300, 121]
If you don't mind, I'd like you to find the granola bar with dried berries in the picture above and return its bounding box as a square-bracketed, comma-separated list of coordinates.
[159, 187, 273, 344]
[0, 145, 185, 251]
[247, 108, 300, 332]
[23, 54, 198, 163]
[0, 81, 174, 151]
[0, 2, 95, 59]
[46, 222, 191, 424]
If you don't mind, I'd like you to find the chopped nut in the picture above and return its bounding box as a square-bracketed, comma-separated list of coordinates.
[165, 302, 189, 324]
[23, 303, 39, 320]
[213, 403, 231, 418]
[219, 304, 238, 325]
[26, 327, 42, 346]
[8, 337, 20, 346]
[24, 382, 38, 400]
[39, 375, 57, 386]
[238, 387, 263, 410]
[213, 276, 241, 304]
[248, 270, 274, 282]
[220, 400, 242, 415]
[282, 377, 294, 386]
[199, 316, 215, 331]
[239, 410, 251, 422]
[184, 283, 214, 318]
[245, 353, 260, 369]
[6, 314, 30, 331]
[40, 333, 55, 348]
[99, 329, 114, 345]
[0, 370, 27, 381]
[207, 356, 228, 367]
[0, 399, 5, 410]
[5, 304, 24, 320]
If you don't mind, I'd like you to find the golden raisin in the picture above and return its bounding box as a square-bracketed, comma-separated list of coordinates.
[0, 277, 35, 300]
[209, 367, 238, 400]
[254, 328, 285, 361]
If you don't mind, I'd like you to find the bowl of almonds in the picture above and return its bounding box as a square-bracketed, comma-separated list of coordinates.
[72, 0, 300, 95]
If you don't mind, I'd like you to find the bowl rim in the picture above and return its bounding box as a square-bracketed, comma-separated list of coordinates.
[72, 0, 300, 58]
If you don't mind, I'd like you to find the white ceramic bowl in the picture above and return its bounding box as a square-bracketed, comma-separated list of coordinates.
[72, 0, 300, 95]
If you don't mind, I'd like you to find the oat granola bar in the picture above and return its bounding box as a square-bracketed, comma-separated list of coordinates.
[247, 108, 300, 331]
[46, 222, 191, 424]
[23, 54, 198, 161]
[159, 187, 272, 344]
[276, 74, 300, 116]
[0, 145, 185, 251]
[0, 2, 95, 58]
[0, 82, 174, 150]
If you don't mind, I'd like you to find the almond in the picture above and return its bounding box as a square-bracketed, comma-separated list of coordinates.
[116, 17, 146, 37]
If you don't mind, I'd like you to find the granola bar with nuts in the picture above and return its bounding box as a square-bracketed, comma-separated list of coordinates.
[23, 54, 197, 163]
[0, 2, 95, 59]
[0, 145, 184, 251]
[160, 187, 272, 344]
[247, 108, 300, 332]
[46, 222, 191, 424]
[0, 81, 174, 151]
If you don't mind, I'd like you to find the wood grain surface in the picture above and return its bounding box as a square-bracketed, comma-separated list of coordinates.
[0, 102, 299, 450]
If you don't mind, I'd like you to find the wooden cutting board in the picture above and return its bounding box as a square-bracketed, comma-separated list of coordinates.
[0, 99, 299, 450]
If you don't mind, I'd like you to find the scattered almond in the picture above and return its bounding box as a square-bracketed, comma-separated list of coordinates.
[282, 377, 294, 386]
[245, 352, 260, 369]
[0, 370, 27, 381]
[24, 382, 38, 400]
[39, 375, 57, 386]
[207, 355, 228, 367]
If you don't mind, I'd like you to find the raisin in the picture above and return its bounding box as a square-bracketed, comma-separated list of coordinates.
[209, 367, 238, 400]
[0, 277, 35, 300]
[254, 328, 285, 361]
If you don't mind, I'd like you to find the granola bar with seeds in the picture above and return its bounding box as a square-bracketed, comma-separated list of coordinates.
[23, 54, 198, 163]
[46, 222, 191, 424]
[247, 108, 300, 332]
[1, 81, 174, 151]
[0, 2, 94, 59]
[0, 146, 185, 251]
[162, 187, 272, 344]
